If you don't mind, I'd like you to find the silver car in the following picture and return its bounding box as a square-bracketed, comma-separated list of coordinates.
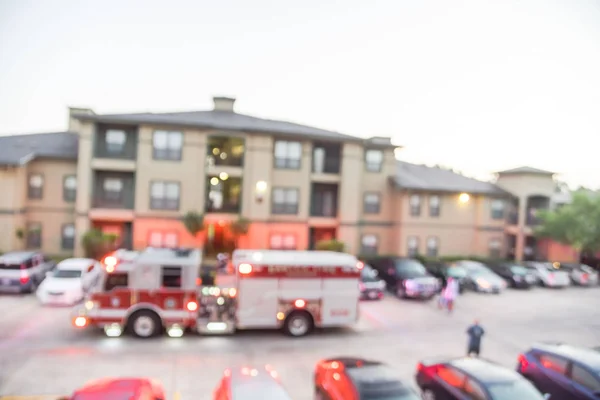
[0, 251, 56, 293]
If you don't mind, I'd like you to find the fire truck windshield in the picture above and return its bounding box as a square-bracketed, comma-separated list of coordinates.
[104, 273, 128, 291]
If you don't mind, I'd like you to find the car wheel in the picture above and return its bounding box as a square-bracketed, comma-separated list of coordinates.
[129, 310, 161, 338]
[422, 388, 436, 400]
[284, 311, 313, 337]
[26, 278, 38, 294]
[396, 284, 406, 298]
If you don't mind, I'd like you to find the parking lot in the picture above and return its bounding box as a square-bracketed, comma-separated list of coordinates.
[0, 285, 599, 400]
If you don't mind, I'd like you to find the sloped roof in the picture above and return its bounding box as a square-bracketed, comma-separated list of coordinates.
[0, 132, 78, 166]
[496, 166, 554, 175]
[73, 109, 388, 144]
[392, 161, 510, 196]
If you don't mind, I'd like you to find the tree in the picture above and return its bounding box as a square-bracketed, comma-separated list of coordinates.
[230, 217, 250, 248]
[315, 239, 345, 252]
[182, 211, 205, 246]
[535, 192, 600, 254]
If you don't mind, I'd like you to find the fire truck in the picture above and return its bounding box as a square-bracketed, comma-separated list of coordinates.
[71, 248, 362, 338]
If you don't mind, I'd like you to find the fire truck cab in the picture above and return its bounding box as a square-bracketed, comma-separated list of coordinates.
[198, 249, 362, 337]
[72, 247, 201, 338]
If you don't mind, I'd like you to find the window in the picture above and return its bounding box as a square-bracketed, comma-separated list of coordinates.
[272, 188, 299, 215]
[365, 149, 383, 172]
[571, 365, 600, 391]
[162, 266, 182, 288]
[63, 175, 77, 202]
[410, 194, 421, 216]
[463, 378, 487, 400]
[206, 176, 242, 213]
[103, 178, 123, 201]
[426, 237, 439, 257]
[28, 174, 43, 199]
[538, 354, 568, 375]
[105, 130, 126, 154]
[361, 234, 378, 255]
[437, 366, 467, 388]
[153, 130, 183, 160]
[26, 222, 42, 248]
[429, 195, 440, 217]
[311, 183, 338, 217]
[104, 273, 128, 291]
[274, 141, 302, 169]
[207, 136, 245, 167]
[491, 199, 505, 220]
[489, 238, 502, 258]
[407, 236, 419, 257]
[61, 224, 75, 250]
[363, 193, 381, 214]
[270, 234, 296, 250]
[148, 231, 179, 248]
[150, 181, 180, 210]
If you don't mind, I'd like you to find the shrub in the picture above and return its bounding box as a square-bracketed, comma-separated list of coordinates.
[81, 229, 118, 260]
[315, 239, 345, 252]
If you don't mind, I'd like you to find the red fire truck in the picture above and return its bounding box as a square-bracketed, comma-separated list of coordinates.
[71, 248, 362, 338]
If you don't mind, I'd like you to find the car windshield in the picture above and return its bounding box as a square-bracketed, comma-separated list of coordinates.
[446, 266, 467, 278]
[460, 261, 488, 273]
[487, 380, 546, 399]
[52, 269, 82, 278]
[362, 267, 380, 282]
[510, 266, 528, 275]
[395, 260, 427, 277]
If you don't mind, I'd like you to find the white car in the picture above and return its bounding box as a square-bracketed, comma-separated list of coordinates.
[559, 263, 599, 286]
[527, 262, 570, 288]
[37, 258, 101, 305]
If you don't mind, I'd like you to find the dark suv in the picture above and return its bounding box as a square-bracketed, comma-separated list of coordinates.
[518, 342, 600, 399]
[361, 257, 440, 299]
[426, 261, 467, 293]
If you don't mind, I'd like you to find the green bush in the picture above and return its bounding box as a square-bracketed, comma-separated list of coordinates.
[315, 239, 345, 252]
[81, 229, 118, 260]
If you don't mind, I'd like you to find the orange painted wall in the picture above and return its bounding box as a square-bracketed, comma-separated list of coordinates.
[538, 239, 580, 262]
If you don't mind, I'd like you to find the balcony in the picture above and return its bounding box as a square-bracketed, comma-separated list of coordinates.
[207, 136, 245, 167]
[312, 142, 341, 174]
[94, 125, 137, 160]
[206, 176, 242, 213]
[526, 195, 550, 226]
[310, 183, 338, 217]
[92, 171, 135, 209]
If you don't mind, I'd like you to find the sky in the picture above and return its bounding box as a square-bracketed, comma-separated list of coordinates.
[1, 0, 599, 188]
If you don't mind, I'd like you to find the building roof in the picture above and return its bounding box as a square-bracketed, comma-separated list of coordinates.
[392, 161, 510, 196]
[72, 108, 393, 145]
[496, 166, 555, 175]
[0, 132, 78, 166]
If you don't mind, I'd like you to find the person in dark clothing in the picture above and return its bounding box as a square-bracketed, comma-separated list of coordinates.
[466, 319, 485, 357]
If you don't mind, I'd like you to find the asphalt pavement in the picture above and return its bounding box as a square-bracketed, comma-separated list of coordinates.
[0, 285, 599, 400]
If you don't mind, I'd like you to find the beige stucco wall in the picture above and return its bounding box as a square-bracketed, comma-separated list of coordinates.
[0, 166, 27, 252]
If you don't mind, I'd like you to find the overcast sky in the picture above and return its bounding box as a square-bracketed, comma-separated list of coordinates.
[1, 0, 599, 188]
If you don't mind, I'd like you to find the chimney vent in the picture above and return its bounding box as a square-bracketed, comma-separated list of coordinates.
[213, 96, 236, 112]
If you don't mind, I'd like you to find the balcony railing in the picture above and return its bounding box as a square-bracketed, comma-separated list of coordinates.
[92, 198, 134, 209]
[313, 157, 341, 174]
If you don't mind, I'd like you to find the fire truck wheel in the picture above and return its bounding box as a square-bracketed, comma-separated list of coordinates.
[283, 310, 313, 337]
[128, 310, 161, 338]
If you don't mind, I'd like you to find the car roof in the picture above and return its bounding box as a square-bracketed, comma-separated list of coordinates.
[0, 251, 37, 263]
[57, 258, 96, 271]
[532, 343, 600, 370]
[71, 378, 154, 400]
[448, 358, 520, 384]
[228, 366, 292, 400]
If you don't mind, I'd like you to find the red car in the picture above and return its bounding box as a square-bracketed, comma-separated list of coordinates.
[59, 378, 166, 400]
[314, 357, 420, 400]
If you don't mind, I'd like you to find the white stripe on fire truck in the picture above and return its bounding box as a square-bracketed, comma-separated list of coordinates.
[91, 309, 192, 319]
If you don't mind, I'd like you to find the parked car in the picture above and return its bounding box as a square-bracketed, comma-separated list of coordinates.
[359, 264, 386, 300]
[451, 260, 507, 293]
[525, 262, 570, 288]
[214, 365, 292, 400]
[488, 262, 537, 289]
[362, 257, 440, 299]
[517, 342, 600, 399]
[0, 251, 56, 293]
[523, 264, 544, 286]
[556, 263, 599, 286]
[58, 377, 166, 400]
[416, 357, 548, 399]
[314, 357, 420, 400]
[425, 261, 467, 293]
[37, 258, 102, 305]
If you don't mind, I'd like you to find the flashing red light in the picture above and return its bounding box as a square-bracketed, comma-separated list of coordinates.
[331, 361, 340, 369]
[186, 301, 198, 311]
[196, 277, 202, 286]
[518, 354, 529, 370]
[356, 360, 363, 367]
[294, 299, 306, 308]
[239, 263, 252, 274]
[19, 271, 30, 284]
[417, 363, 424, 372]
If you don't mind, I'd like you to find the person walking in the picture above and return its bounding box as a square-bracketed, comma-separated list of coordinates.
[442, 276, 459, 313]
[466, 319, 485, 357]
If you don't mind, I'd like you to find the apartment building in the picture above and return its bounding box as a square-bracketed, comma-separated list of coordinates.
[0, 96, 564, 261]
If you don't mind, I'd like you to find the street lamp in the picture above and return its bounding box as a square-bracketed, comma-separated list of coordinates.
[459, 193, 470, 204]
[255, 180, 268, 203]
